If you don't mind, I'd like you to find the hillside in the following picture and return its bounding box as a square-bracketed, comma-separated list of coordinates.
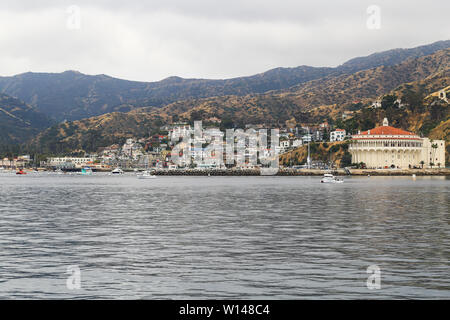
[30, 49, 450, 154]
[0, 93, 52, 145]
[0, 40, 448, 122]
[280, 141, 351, 168]
[31, 111, 160, 154]
[338, 40, 450, 73]
[152, 49, 450, 125]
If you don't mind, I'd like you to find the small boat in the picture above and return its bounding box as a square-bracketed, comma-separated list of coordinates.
[81, 167, 93, 175]
[111, 167, 124, 175]
[138, 170, 156, 179]
[16, 169, 27, 175]
[260, 168, 278, 176]
[55, 168, 64, 174]
[321, 173, 343, 183]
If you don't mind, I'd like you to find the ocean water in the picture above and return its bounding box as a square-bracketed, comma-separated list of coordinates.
[0, 173, 448, 299]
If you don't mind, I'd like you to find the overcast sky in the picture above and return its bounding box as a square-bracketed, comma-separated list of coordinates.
[0, 0, 448, 82]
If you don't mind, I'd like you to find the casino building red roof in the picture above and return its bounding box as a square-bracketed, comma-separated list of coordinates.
[359, 126, 415, 136]
[352, 118, 421, 140]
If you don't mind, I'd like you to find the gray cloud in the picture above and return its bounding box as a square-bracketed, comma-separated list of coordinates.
[0, 0, 448, 81]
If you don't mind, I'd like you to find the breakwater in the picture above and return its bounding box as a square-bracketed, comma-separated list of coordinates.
[150, 168, 450, 176]
[41, 167, 450, 176]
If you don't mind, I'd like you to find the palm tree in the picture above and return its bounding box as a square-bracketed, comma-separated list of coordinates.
[420, 160, 425, 169]
[431, 143, 438, 167]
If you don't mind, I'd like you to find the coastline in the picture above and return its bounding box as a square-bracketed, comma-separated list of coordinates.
[9, 167, 448, 176]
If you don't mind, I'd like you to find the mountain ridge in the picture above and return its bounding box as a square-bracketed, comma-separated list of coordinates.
[31, 49, 450, 154]
[0, 40, 448, 122]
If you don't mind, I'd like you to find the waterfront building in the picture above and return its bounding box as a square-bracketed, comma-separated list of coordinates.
[0, 156, 31, 168]
[47, 156, 95, 168]
[349, 118, 445, 169]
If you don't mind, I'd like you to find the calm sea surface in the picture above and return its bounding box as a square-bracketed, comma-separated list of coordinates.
[0, 173, 448, 299]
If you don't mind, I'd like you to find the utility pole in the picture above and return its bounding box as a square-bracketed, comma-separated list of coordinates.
[307, 127, 311, 169]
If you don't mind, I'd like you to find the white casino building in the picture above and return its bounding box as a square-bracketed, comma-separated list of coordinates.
[349, 118, 445, 169]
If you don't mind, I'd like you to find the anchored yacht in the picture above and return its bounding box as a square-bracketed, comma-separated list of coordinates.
[320, 173, 344, 183]
[111, 167, 124, 175]
[138, 170, 156, 179]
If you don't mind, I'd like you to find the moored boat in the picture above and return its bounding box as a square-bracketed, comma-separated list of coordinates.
[81, 167, 93, 175]
[260, 167, 279, 176]
[111, 167, 124, 175]
[138, 170, 156, 179]
[320, 173, 343, 183]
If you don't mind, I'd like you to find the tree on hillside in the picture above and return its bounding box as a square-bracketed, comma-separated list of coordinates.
[220, 117, 234, 130]
[340, 151, 352, 167]
[381, 94, 398, 110]
[402, 89, 424, 112]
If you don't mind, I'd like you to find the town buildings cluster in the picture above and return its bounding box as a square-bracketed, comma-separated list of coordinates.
[1, 118, 445, 170]
[31, 122, 348, 170]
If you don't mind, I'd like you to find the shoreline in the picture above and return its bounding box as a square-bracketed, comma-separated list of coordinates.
[109, 168, 449, 176]
[149, 169, 450, 176]
[5, 168, 448, 176]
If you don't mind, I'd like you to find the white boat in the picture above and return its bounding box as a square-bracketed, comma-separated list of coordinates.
[260, 167, 279, 176]
[138, 170, 156, 179]
[138, 156, 155, 179]
[111, 167, 124, 175]
[321, 173, 344, 183]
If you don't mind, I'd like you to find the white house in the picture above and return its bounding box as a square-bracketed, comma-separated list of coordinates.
[330, 129, 346, 142]
[302, 134, 312, 143]
[292, 139, 303, 147]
